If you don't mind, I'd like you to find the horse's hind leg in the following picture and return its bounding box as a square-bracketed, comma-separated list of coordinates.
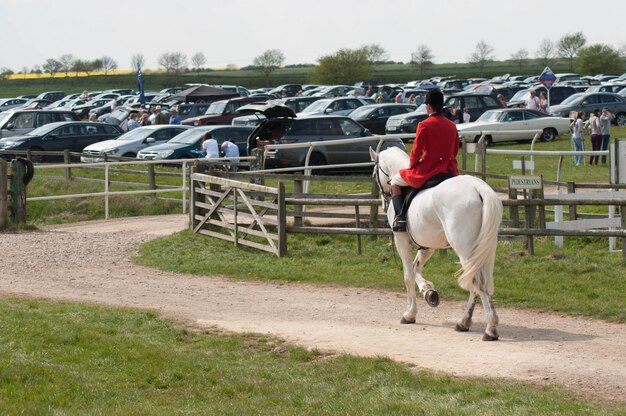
[455, 292, 477, 332]
[413, 249, 439, 307]
[478, 292, 499, 341]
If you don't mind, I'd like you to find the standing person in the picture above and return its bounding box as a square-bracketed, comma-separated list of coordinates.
[538, 91, 548, 113]
[589, 109, 603, 165]
[462, 107, 471, 123]
[497, 94, 508, 108]
[201, 133, 219, 159]
[571, 111, 585, 166]
[394, 92, 403, 103]
[526, 89, 540, 110]
[407, 93, 416, 105]
[154, 106, 169, 125]
[88, 113, 97, 122]
[139, 112, 151, 126]
[168, 108, 181, 125]
[388, 89, 459, 232]
[448, 104, 459, 124]
[79, 90, 89, 99]
[600, 107, 615, 164]
[221, 139, 240, 172]
[127, 113, 140, 131]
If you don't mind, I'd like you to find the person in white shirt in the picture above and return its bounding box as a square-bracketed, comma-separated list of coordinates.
[526, 89, 540, 110]
[201, 133, 219, 159]
[221, 139, 240, 171]
[462, 107, 471, 123]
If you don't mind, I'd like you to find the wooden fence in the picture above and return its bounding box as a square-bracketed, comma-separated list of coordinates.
[190, 171, 626, 257]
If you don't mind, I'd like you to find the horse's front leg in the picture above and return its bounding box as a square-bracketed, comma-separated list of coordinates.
[413, 248, 439, 306]
[394, 234, 418, 324]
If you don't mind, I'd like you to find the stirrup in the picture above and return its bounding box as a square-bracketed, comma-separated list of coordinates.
[392, 216, 407, 232]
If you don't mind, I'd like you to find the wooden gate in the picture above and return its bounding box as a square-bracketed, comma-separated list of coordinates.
[190, 173, 286, 257]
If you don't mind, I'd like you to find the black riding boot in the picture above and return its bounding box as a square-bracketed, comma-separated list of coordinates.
[391, 195, 407, 232]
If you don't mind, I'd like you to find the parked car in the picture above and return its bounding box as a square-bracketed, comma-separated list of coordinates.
[73, 98, 115, 119]
[268, 84, 303, 97]
[549, 92, 626, 126]
[312, 85, 354, 98]
[137, 125, 254, 160]
[182, 97, 261, 126]
[232, 97, 325, 127]
[36, 91, 66, 102]
[215, 85, 251, 97]
[385, 92, 504, 134]
[17, 99, 53, 110]
[176, 103, 211, 121]
[348, 103, 417, 135]
[81, 125, 191, 161]
[0, 98, 28, 112]
[507, 86, 577, 107]
[297, 97, 374, 116]
[0, 121, 123, 161]
[246, 104, 406, 171]
[0, 109, 80, 138]
[585, 84, 626, 94]
[456, 108, 572, 144]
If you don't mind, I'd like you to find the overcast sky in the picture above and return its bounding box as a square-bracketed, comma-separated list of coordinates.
[0, 0, 624, 72]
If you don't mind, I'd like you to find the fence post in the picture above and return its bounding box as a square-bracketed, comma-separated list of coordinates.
[507, 184, 519, 228]
[64, 149, 72, 181]
[0, 159, 8, 228]
[278, 182, 286, 257]
[567, 181, 576, 220]
[619, 205, 626, 257]
[147, 163, 156, 199]
[189, 165, 198, 231]
[355, 205, 362, 255]
[250, 148, 265, 186]
[461, 137, 467, 172]
[10, 159, 27, 223]
[293, 179, 303, 226]
[480, 140, 487, 181]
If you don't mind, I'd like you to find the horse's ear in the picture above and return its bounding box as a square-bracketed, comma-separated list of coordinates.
[369, 147, 378, 162]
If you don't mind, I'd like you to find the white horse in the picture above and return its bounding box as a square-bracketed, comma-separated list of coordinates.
[371, 147, 503, 341]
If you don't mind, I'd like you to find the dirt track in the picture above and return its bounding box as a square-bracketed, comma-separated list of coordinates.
[1, 214, 624, 403]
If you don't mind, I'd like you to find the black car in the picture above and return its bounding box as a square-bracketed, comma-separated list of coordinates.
[0, 121, 123, 161]
[385, 93, 504, 134]
[0, 109, 80, 138]
[246, 104, 405, 171]
[348, 103, 416, 135]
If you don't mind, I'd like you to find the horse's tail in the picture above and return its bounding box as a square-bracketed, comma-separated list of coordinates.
[456, 181, 503, 295]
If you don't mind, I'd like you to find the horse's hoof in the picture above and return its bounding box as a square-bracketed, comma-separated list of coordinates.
[482, 332, 499, 341]
[455, 323, 469, 332]
[424, 290, 440, 307]
[400, 317, 416, 324]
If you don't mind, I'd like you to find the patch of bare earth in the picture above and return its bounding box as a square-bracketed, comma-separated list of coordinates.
[0, 215, 624, 404]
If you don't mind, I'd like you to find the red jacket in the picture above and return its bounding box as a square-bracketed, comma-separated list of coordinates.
[399, 114, 459, 189]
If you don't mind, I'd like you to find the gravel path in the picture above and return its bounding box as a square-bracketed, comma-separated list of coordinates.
[1, 214, 624, 403]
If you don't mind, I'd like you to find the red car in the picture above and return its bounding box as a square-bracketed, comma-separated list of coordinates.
[182, 97, 261, 126]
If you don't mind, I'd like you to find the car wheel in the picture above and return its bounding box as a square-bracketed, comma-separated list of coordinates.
[615, 113, 626, 127]
[122, 152, 136, 158]
[484, 135, 493, 146]
[541, 128, 558, 142]
[307, 152, 326, 175]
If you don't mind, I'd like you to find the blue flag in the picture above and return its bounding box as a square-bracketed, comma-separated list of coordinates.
[137, 64, 145, 104]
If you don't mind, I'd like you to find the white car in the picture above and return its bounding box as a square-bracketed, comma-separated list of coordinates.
[456, 108, 572, 144]
[80, 125, 191, 161]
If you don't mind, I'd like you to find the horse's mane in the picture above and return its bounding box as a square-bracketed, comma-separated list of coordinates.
[380, 146, 409, 172]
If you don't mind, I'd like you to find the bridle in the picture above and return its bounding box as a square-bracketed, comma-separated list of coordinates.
[373, 157, 391, 212]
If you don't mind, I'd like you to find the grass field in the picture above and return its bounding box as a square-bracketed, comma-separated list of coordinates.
[1, 297, 623, 415]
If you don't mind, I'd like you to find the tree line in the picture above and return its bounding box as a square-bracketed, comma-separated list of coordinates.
[1, 33, 624, 84]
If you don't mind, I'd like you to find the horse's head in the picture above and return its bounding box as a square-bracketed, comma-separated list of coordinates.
[370, 147, 397, 206]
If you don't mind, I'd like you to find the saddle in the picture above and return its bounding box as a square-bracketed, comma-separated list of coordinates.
[401, 172, 456, 209]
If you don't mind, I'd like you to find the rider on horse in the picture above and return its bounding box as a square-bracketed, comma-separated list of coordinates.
[389, 89, 460, 232]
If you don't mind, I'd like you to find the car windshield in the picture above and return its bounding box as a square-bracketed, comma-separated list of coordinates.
[108, 109, 129, 121]
[509, 90, 529, 102]
[413, 104, 427, 114]
[348, 106, 373, 119]
[116, 128, 152, 141]
[168, 129, 206, 144]
[559, 93, 585, 105]
[300, 99, 330, 113]
[205, 102, 226, 115]
[477, 111, 502, 122]
[0, 112, 13, 127]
